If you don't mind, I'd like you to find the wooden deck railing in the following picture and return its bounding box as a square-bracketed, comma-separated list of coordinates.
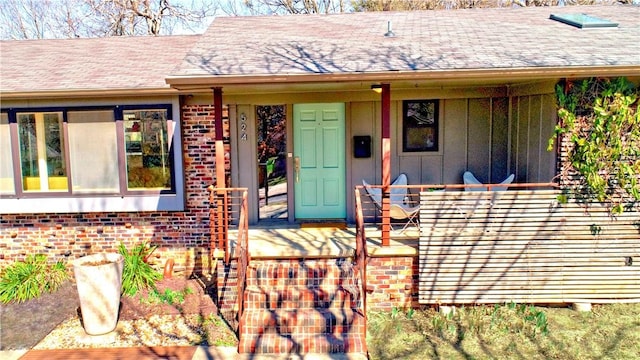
[418, 187, 640, 304]
[356, 182, 557, 246]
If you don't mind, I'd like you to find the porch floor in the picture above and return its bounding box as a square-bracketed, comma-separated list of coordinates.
[226, 224, 418, 259]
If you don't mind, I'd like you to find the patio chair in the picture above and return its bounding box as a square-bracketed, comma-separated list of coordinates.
[362, 173, 420, 232]
[463, 171, 514, 191]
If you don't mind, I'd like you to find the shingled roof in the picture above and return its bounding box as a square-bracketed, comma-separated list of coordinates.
[1, 5, 639, 97]
[168, 4, 640, 86]
[0, 35, 199, 95]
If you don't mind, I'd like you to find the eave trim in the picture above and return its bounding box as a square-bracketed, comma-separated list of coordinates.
[165, 65, 640, 89]
[0, 87, 178, 101]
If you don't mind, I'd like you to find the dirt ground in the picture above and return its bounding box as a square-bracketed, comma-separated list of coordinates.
[0, 277, 220, 350]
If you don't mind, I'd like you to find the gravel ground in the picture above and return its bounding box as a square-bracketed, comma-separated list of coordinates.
[1, 277, 236, 350]
[34, 314, 208, 349]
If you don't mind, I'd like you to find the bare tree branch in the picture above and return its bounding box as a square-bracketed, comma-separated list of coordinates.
[0, 0, 217, 39]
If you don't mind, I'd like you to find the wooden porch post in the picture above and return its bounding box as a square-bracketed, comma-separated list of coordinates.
[381, 83, 391, 246]
[213, 87, 226, 188]
[213, 87, 227, 251]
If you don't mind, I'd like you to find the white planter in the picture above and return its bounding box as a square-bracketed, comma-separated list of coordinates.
[72, 253, 124, 335]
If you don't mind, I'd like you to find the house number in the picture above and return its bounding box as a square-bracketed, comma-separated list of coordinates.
[240, 113, 247, 141]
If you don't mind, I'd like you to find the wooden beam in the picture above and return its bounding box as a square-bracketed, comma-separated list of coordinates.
[381, 83, 391, 246]
[213, 87, 226, 188]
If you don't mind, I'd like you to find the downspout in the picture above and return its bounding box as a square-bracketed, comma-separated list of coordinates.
[381, 83, 391, 246]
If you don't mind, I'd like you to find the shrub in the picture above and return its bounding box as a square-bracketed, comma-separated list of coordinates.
[0, 254, 69, 304]
[144, 286, 193, 306]
[550, 77, 640, 214]
[118, 242, 162, 297]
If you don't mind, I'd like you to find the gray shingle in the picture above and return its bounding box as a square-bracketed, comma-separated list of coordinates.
[1, 35, 199, 93]
[1, 5, 638, 95]
[174, 5, 640, 78]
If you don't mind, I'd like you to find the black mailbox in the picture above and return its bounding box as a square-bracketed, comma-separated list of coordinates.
[353, 136, 371, 158]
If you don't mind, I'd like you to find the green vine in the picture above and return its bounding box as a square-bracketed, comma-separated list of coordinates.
[549, 77, 640, 214]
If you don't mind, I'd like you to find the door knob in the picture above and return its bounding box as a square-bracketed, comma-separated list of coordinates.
[294, 156, 300, 183]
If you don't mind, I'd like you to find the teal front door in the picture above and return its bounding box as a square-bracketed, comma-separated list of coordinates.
[293, 103, 346, 219]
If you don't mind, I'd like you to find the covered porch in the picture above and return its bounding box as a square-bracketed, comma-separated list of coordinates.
[225, 225, 417, 259]
[211, 181, 560, 260]
[208, 181, 640, 355]
[210, 183, 640, 307]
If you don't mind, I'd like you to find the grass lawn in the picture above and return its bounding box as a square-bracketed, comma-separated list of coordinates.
[367, 303, 640, 360]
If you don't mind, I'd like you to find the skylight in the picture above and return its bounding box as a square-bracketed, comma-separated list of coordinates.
[550, 13, 618, 28]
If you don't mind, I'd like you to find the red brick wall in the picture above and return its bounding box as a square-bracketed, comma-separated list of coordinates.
[0, 104, 230, 276]
[366, 256, 420, 311]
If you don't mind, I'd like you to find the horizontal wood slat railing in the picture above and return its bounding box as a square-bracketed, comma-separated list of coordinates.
[418, 188, 640, 305]
[356, 182, 558, 245]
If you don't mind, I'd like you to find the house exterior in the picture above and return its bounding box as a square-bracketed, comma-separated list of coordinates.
[1, 4, 639, 279]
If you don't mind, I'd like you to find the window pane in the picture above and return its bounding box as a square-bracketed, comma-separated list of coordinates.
[402, 100, 439, 152]
[68, 111, 119, 193]
[44, 113, 66, 188]
[0, 113, 15, 195]
[18, 114, 38, 179]
[124, 110, 171, 190]
[18, 112, 67, 191]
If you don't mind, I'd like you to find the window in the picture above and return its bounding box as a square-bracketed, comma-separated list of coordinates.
[0, 113, 14, 195]
[550, 13, 618, 29]
[2, 104, 175, 198]
[402, 100, 439, 152]
[124, 109, 172, 190]
[68, 110, 119, 193]
[17, 112, 67, 192]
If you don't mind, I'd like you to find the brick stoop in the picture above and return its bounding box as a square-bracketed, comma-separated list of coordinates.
[238, 259, 366, 354]
[214, 260, 241, 331]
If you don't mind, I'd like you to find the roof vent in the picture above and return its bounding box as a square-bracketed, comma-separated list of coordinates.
[384, 21, 395, 37]
[550, 13, 618, 28]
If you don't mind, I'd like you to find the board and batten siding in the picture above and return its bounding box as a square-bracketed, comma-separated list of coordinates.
[381, 94, 556, 188]
[418, 189, 640, 305]
[511, 93, 558, 184]
[348, 92, 557, 222]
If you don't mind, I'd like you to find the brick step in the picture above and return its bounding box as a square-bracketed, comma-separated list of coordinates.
[239, 321, 366, 353]
[247, 259, 358, 288]
[239, 308, 365, 340]
[233, 258, 366, 354]
[244, 284, 361, 310]
[240, 307, 365, 334]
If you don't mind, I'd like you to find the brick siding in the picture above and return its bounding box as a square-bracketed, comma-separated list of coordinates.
[0, 104, 230, 277]
[366, 256, 420, 311]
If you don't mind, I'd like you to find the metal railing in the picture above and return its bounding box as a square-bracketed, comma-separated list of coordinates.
[208, 186, 249, 263]
[208, 186, 250, 324]
[354, 187, 368, 354]
[235, 191, 249, 323]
